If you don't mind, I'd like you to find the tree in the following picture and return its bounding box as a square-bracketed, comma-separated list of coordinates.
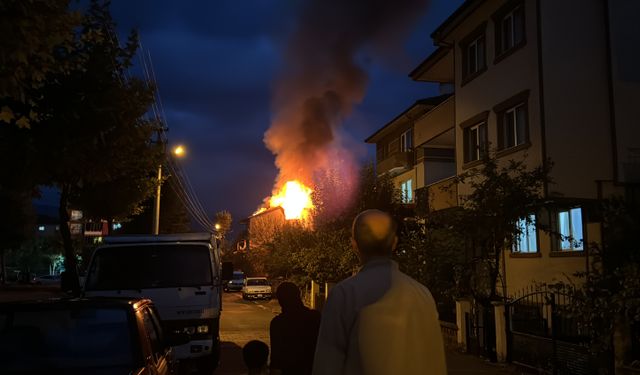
[28, 1, 161, 293]
[553, 196, 640, 369]
[263, 162, 395, 283]
[0, 0, 82, 128]
[215, 210, 232, 239]
[118, 174, 191, 235]
[445, 156, 551, 303]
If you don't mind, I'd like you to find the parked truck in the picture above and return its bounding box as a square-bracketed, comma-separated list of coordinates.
[82, 233, 232, 373]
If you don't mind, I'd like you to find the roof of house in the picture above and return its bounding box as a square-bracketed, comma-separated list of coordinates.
[430, 0, 485, 42]
[364, 94, 453, 143]
[409, 46, 451, 80]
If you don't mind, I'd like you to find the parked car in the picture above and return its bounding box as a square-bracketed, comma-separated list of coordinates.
[224, 271, 245, 292]
[0, 297, 187, 374]
[242, 277, 272, 300]
[33, 274, 61, 285]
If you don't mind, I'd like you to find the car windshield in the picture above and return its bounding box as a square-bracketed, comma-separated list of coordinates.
[86, 244, 213, 290]
[0, 307, 133, 372]
[247, 279, 268, 286]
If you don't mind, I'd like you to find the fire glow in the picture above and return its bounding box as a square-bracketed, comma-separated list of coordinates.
[269, 180, 314, 220]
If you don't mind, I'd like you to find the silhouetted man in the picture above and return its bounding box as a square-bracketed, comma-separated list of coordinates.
[270, 281, 321, 375]
[312, 209, 447, 375]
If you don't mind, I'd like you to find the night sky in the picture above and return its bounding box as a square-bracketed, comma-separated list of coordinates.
[44, 1, 463, 233]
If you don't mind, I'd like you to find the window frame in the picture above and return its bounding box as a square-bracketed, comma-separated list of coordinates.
[512, 214, 538, 253]
[555, 207, 585, 252]
[493, 0, 527, 63]
[400, 178, 413, 203]
[460, 111, 490, 167]
[494, 90, 530, 153]
[460, 22, 488, 85]
[400, 129, 413, 153]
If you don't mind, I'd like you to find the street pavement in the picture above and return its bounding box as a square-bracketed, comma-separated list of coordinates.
[214, 291, 522, 375]
[216, 291, 280, 374]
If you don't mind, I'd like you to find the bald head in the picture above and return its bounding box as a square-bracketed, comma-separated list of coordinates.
[352, 209, 397, 258]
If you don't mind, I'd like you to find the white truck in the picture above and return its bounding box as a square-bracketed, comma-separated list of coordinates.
[82, 233, 232, 373]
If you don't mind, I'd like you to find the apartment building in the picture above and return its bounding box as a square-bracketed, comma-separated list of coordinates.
[365, 94, 456, 209]
[369, 0, 640, 296]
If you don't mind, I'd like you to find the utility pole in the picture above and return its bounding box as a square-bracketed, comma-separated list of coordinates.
[152, 127, 167, 235]
[152, 163, 162, 235]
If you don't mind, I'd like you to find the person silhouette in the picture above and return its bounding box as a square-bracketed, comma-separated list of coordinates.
[270, 282, 321, 375]
[242, 340, 269, 375]
[312, 209, 447, 375]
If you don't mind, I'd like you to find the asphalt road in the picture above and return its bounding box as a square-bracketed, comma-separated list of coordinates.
[215, 291, 280, 374]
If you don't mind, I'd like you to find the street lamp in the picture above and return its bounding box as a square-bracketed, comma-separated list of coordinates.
[152, 144, 186, 235]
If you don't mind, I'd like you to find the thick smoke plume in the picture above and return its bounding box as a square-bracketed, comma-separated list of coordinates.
[264, 0, 429, 213]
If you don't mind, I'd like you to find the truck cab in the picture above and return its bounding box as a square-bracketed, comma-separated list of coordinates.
[82, 233, 231, 373]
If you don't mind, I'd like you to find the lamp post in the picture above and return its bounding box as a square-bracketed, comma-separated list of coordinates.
[152, 145, 186, 235]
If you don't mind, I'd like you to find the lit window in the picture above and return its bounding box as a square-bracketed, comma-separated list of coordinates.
[401, 179, 413, 203]
[499, 103, 527, 150]
[463, 122, 488, 163]
[513, 215, 537, 253]
[38, 226, 45, 232]
[558, 207, 584, 251]
[400, 129, 412, 152]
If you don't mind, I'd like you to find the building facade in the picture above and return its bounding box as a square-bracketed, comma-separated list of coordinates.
[368, 0, 640, 297]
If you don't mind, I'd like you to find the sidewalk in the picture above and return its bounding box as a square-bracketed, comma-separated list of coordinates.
[447, 349, 523, 374]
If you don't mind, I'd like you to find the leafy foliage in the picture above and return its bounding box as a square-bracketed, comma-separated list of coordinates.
[0, 0, 82, 127]
[215, 210, 233, 238]
[553, 197, 640, 359]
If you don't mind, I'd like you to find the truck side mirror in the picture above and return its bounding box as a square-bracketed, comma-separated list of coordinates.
[221, 262, 233, 281]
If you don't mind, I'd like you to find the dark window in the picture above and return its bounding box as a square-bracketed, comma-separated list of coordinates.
[463, 122, 488, 163]
[246, 278, 269, 286]
[460, 23, 487, 82]
[400, 129, 412, 152]
[86, 244, 213, 290]
[142, 309, 163, 359]
[494, 90, 530, 151]
[0, 307, 134, 372]
[498, 104, 527, 149]
[494, 1, 526, 58]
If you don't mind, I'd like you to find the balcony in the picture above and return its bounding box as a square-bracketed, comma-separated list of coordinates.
[377, 151, 414, 176]
[415, 177, 458, 215]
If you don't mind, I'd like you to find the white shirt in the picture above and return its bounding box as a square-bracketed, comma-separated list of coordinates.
[312, 258, 447, 375]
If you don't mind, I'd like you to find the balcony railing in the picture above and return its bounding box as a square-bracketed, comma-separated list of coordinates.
[377, 151, 414, 176]
[415, 177, 458, 215]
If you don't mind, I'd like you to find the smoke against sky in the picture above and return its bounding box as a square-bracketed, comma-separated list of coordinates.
[264, 0, 430, 215]
[58, 0, 466, 230]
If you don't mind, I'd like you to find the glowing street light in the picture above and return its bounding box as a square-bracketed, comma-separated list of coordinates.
[153, 144, 187, 235]
[173, 145, 186, 157]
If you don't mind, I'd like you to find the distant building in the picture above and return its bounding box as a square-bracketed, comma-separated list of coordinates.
[242, 207, 286, 253]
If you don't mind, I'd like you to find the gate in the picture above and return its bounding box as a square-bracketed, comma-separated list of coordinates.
[506, 289, 603, 374]
[466, 303, 497, 361]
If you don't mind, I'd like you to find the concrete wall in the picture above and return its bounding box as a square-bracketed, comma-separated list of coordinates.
[608, 0, 640, 183]
[446, 0, 543, 197]
[540, 0, 613, 198]
[503, 219, 600, 296]
[414, 97, 455, 147]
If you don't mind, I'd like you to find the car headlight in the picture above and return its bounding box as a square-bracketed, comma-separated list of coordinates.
[197, 325, 209, 334]
[183, 326, 196, 335]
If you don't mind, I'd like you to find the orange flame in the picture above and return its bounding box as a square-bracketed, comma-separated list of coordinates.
[269, 180, 314, 220]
